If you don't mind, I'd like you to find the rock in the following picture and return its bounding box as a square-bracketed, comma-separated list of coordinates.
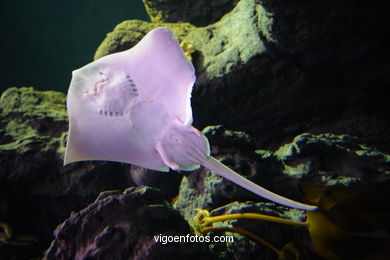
[2, 0, 390, 258]
[189, 0, 390, 152]
[44, 186, 215, 259]
[174, 126, 267, 221]
[94, 20, 195, 60]
[186, 0, 274, 82]
[142, 0, 239, 26]
[268, 133, 390, 187]
[175, 130, 390, 258]
[205, 201, 307, 259]
[0, 87, 135, 259]
[202, 125, 255, 151]
[128, 165, 182, 199]
[94, 0, 390, 152]
[0, 87, 68, 153]
[93, 0, 274, 142]
[95, 0, 273, 83]
[249, 0, 390, 152]
[0, 86, 190, 259]
[175, 129, 390, 223]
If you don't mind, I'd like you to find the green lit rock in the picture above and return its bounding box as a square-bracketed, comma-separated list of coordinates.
[0, 86, 67, 119]
[174, 126, 266, 221]
[94, 20, 195, 60]
[185, 0, 273, 82]
[269, 133, 390, 186]
[174, 130, 390, 258]
[93, 0, 390, 154]
[175, 130, 390, 221]
[0, 87, 135, 259]
[93, 0, 278, 140]
[142, 0, 239, 26]
[95, 0, 273, 82]
[2, 0, 388, 258]
[202, 125, 254, 151]
[0, 87, 68, 155]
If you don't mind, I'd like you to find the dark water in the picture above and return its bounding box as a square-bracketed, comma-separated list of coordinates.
[0, 0, 149, 94]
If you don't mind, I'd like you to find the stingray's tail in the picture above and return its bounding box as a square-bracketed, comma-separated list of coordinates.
[202, 156, 317, 211]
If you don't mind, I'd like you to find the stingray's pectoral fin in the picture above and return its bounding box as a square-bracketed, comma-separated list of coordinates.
[155, 141, 181, 171]
[201, 156, 318, 211]
[63, 132, 83, 166]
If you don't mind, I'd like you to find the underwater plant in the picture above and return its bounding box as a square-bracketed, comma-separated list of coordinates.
[0, 222, 37, 246]
[63, 27, 316, 211]
[190, 180, 390, 259]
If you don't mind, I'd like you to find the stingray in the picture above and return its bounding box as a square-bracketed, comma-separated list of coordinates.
[64, 27, 317, 211]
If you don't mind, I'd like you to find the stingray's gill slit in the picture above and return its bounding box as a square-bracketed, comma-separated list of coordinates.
[64, 27, 317, 211]
[126, 74, 138, 95]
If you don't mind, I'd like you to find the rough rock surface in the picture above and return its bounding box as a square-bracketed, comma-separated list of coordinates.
[44, 186, 214, 259]
[175, 128, 390, 220]
[174, 126, 261, 221]
[191, 0, 390, 152]
[94, 20, 195, 61]
[95, 0, 273, 84]
[175, 127, 390, 258]
[95, 0, 390, 153]
[2, 0, 390, 259]
[142, 0, 239, 26]
[0, 87, 135, 259]
[205, 201, 308, 260]
[268, 133, 390, 187]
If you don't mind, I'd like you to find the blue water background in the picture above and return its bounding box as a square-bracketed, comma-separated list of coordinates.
[0, 0, 149, 94]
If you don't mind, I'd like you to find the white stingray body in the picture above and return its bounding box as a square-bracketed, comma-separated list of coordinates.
[65, 28, 194, 171]
[65, 27, 317, 211]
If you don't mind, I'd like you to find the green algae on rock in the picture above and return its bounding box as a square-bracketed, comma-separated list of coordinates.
[95, 0, 390, 152]
[267, 133, 390, 186]
[95, 0, 273, 82]
[0, 87, 67, 121]
[174, 126, 268, 222]
[0, 87, 68, 154]
[175, 129, 390, 259]
[0, 87, 136, 259]
[94, 20, 195, 60]
[142, 0, 239, 27]
[202, 125, 255, 151]
[1, 0, 389, 258]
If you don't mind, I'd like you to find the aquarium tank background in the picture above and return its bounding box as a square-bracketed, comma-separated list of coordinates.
[1, 0, 390, 259]
[0, 0, 148, 94]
